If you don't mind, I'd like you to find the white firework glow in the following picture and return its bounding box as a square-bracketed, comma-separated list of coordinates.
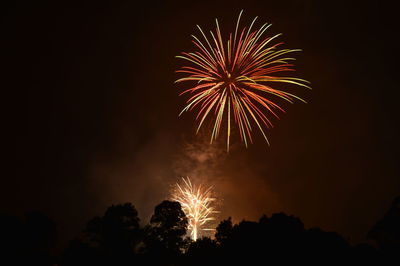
[171, 177, 217, 241]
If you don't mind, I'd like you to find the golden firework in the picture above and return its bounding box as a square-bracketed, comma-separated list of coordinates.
[171, 177, 217, 241]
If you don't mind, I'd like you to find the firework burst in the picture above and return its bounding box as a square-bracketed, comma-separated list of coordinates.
[171, 177, 217, 241]
[175, 10, 311, 150]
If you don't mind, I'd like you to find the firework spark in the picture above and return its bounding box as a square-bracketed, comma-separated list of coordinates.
[175, 10, 311, 150]
[171, 177, 217, 241]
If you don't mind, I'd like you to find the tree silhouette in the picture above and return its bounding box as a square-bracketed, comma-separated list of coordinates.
[303, 227, 349, 262]
[215, 217, 232, 246]
[143, 200, 188, 263]
[0, 213, 23, 263]
[368, 196, 400, 256]
[260, 212, 305, 256]
[3, 196, 396, 265]
[185, 237, 217, 266]
[63, 203, 141, 265]
[62, 238, 104, 266]
[86, 203, 140, 254]
[0, 212, 57, 266]
[212, 213, 352, 263]
[24, 211, 57, 265]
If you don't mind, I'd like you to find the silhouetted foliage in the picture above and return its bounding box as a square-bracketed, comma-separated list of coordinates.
[215, 217, 232, 245]
[87, 203, 140, 253]
[62, 239, 104, 266]
[2, 196, 399, 265]
[368, 196, 400, 257]
[0, 211, 56, 266]
[143, 200, 188, 264]
[62, 203, 141, 266]
[185, 237, 217, 266]
[0, 213, 24, 265]
[349, 243, 380, 263]
[213, 212, 353, 264]
[24, 211, 57, 265]
[303, 227, 349, 261]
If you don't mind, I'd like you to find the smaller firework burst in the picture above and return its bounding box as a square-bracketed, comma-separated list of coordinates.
[171, 177, 217, 241]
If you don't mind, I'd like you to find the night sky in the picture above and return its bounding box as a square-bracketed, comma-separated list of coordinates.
[3, 0, 400, 249]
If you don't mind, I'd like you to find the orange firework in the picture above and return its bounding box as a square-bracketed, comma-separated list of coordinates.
[175, 10, 311, 150]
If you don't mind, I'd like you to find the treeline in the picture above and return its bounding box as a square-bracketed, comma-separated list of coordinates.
[1, 197, 399, 265]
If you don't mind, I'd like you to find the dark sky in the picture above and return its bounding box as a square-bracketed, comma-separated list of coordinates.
[2, 0, 400, 249]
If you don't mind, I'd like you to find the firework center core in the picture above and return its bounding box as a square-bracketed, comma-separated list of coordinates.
[221, 72, 236, 86]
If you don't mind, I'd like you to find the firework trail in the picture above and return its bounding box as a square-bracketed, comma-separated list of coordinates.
[175, 10, 311, 150]
[171, 177, 217, 241]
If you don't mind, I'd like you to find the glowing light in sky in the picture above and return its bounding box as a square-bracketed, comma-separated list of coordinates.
[175, 10, 310, 150]
[171, 177, 217, 241]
